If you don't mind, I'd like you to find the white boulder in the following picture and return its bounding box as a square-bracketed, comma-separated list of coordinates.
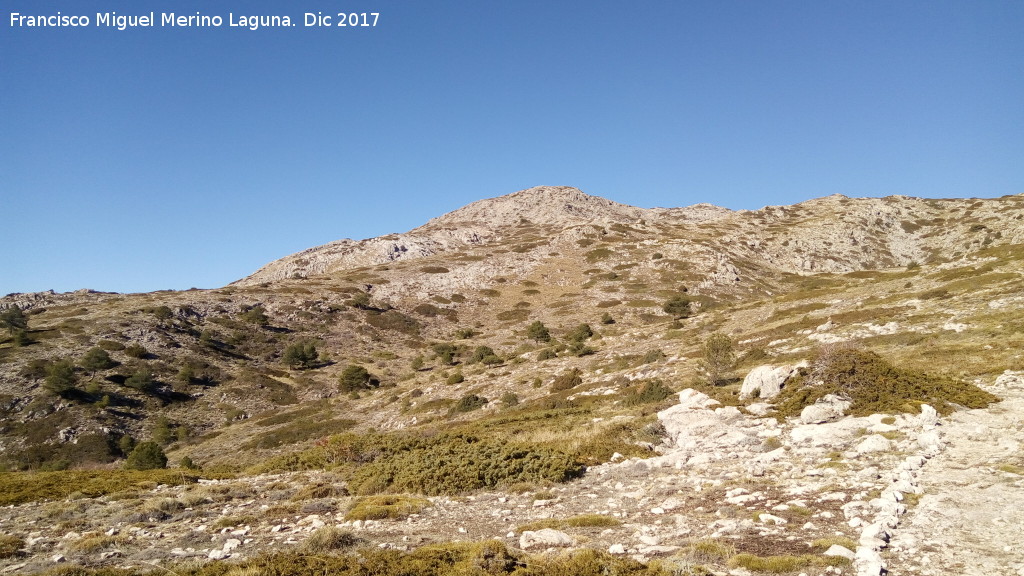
[519, 528, 573, 550]
[740, 365, 796, 400]
[799, 394, 852, 424]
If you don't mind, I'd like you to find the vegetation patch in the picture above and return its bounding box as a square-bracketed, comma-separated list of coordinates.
[240, 417, 357, 450]
[262, 432, 584, 496]
[345, 494, 431, 520]
[772, 348, 999, 418]
[0, 469, 220, 506]
[727, 553, 849, 572]
[516, 514, 622, 532]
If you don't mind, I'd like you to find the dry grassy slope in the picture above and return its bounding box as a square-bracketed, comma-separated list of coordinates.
[0, 188, 1022, 471]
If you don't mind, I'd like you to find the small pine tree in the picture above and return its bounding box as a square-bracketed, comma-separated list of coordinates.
[119, 435, 136, 456]
[566, 324, 594, 343]
[11, 329, 31, 347]
[526, 321, 551, 343]
[701, 333, 736, 386]
[152, 416, 175, 445]
[0, 305, 28, 336]
[43, 359, 78, 397]
[600, 312, 615, 325]
[125, 441, 167, 470]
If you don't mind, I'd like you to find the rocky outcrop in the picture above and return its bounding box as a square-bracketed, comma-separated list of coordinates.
[739, 365, 797, 400]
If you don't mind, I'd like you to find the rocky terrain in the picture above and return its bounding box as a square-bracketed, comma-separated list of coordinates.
[1, 186, 1023, 575]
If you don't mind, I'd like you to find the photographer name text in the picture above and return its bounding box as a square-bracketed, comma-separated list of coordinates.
[9, 11, 379, 31]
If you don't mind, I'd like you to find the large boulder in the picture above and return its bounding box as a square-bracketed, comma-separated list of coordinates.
[739, 365, 796, 400]
[799, 394, 852, 424]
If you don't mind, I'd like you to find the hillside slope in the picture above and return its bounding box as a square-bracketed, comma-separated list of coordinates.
[1, 186, 1023, 575]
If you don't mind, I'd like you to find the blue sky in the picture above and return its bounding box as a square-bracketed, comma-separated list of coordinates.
[3, 1, 1022, 295]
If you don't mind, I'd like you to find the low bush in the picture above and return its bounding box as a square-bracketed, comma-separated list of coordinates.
[622, 379, 673, 406]
[727, 553, 849, 572]
[772, 347, 999, 417]
[551, 368, 582, 392]
[449, 394, 488, 414]
[0, 534, 23, 559]
[304, 526, 360, 552]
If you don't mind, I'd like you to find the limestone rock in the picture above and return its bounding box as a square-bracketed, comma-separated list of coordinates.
[799, 394, 852, 424]
[740, 365, 795, 400]
[856, 434, 893, 454]
[823, 544, 856, 560]
[519, 528, 573, 550]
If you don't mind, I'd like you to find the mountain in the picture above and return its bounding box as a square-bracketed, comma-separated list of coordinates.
[1, 187, 1023, 575]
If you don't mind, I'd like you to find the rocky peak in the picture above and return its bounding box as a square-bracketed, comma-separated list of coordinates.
[421, 186, 647, 230]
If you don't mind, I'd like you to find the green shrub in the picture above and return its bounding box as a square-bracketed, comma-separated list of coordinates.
[662, 295, 692, 319]
[338, 365, 375, 392]
[727, 553, 849, 572]
[124, 343, 148, 358]
[0, 534, 23, 559]
[469, 345, 497, 364]
[449, 394, 488, 414]
[303, 526, 360, 552]
[43, 359, 78, 396]
[622, 380, 673, 406]
[337, 433, 584, 495]
[124, 366, 156, 393]
[566, 323, 594, 343]
[283, 341, 320, 369]
[81, 347, 116, 374]
[537, 348, 557, 361]
[239, 305, 270, 325]
[446, 371, 465, 385]
[125, 441, 167, 470]
[432, 342, 458, 365]
[551, 368, 582, 392]
[701, 333, 736, 385]
[772, 347, 999, 417]
[526, 320, 551, 343]
[346, 494, 430, 520]
[500, 392, 520, 408]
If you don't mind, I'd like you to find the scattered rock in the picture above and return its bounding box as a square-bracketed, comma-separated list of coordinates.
[519, 528, 573, 550]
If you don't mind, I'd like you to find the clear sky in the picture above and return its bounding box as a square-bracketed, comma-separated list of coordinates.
[3, 1, 1022, 295]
